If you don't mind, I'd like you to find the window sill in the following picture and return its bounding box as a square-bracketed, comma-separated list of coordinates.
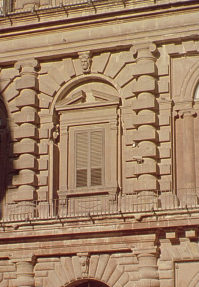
[66, 187, 118, 197]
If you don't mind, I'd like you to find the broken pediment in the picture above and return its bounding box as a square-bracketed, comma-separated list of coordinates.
[55, 88, 120, 111]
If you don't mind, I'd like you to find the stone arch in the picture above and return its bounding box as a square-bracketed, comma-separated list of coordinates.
[49, 73, 121, 115]
[180, 61, 199, 100]
[40, 254, 129, 287]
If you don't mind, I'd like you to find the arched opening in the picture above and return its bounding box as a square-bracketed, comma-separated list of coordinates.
[65, 279, 110, 287]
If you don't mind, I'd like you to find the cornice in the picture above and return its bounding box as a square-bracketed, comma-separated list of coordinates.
[0, 0, 199, 33]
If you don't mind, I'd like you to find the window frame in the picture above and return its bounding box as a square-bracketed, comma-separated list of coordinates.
[57, 98, 120, 197]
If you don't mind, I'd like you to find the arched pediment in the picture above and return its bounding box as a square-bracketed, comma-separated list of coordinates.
[55, 81, 120, 112]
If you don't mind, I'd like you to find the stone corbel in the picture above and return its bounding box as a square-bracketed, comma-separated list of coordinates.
[77, 252, 90, 278]
[78, 51, 92, 74]
[49, 124, 60, 143]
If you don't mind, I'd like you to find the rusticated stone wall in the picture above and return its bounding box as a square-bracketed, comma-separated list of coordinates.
[1, 1, 199, 287]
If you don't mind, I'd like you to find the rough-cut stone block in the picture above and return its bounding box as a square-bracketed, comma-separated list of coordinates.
[159, 164, 171, 175]
[16, 89, 38, 107]
[14, 154, 37, 170]
[159, 113, 170, 126]
[159, 146, 171, 159]
[48, 66, 66, 86]
[14, 185, 35, 201]
[2, 83, 19, 102]
[92, 52, 110, 74]
[35, 262, 55, 271]
[134, 110, 157, 126]
[39, 140, 49, 155]
[73, 59, 82, 76]
[37, 174, 48, 186]
[95, 254, 109, 280]
[37, 186, 48, 201]
[116, 63, 135, 88]
[133, 93, 156, 110]
[134, 158, 157, 175]
[133, 126, 158, 142]
[12, 169, 36, 186]
[125, 162, 137, 178]
[39, 75, 60, 96]
[16, 75, 38, 90]
[126, 141, 157, 160]
[34, 270, 48, 277]
[14, 139, 37, 154]
[39, 93, 52, 109]
[133, 62, 156, 76]
[137, 141, 157, 157]
[159, 280, 174, 287]
[159, 180, 171, 191]
[159, 270, 173, 279]
[38, 157, 48, 170]
[133, 75, 156, 93]
[14, 123, 37, 139]
[159, 128, 170, 142]
[134, 175, 157, 191]
[125, 130, 134, 145]
[14, 107, 37, 124]
[62, 58, 76, 79]
[158, 77, 169, 93]
[39, 128, 49, 139]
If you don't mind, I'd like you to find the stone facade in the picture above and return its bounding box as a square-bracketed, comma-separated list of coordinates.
[0, 0, 199, 286]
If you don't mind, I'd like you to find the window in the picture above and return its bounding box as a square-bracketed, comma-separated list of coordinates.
[55, 81, 120, 196]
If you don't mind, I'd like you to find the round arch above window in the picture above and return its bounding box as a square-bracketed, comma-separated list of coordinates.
[64, 279, 110, 287]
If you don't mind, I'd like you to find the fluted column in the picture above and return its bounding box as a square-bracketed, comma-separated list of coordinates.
[132, 43, 158, 209]
[11, 59, 39, 218]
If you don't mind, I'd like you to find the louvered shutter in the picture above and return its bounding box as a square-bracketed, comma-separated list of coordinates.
[90, 130, 103, 186]
[75, 129, 104, 188]
[76, 132, 88, 187]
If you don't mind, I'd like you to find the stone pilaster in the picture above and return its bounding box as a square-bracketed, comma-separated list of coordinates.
[11, 256, 35, 287]
[132, 43, 159, 209]
[178, 109, 197, 206]
[11, 59, 39, 218]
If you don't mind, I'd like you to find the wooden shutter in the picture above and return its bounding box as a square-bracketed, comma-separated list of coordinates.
[90, 130, 103, 186]
[76, 131, 88, 187]
[75, 129, 104, 188]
